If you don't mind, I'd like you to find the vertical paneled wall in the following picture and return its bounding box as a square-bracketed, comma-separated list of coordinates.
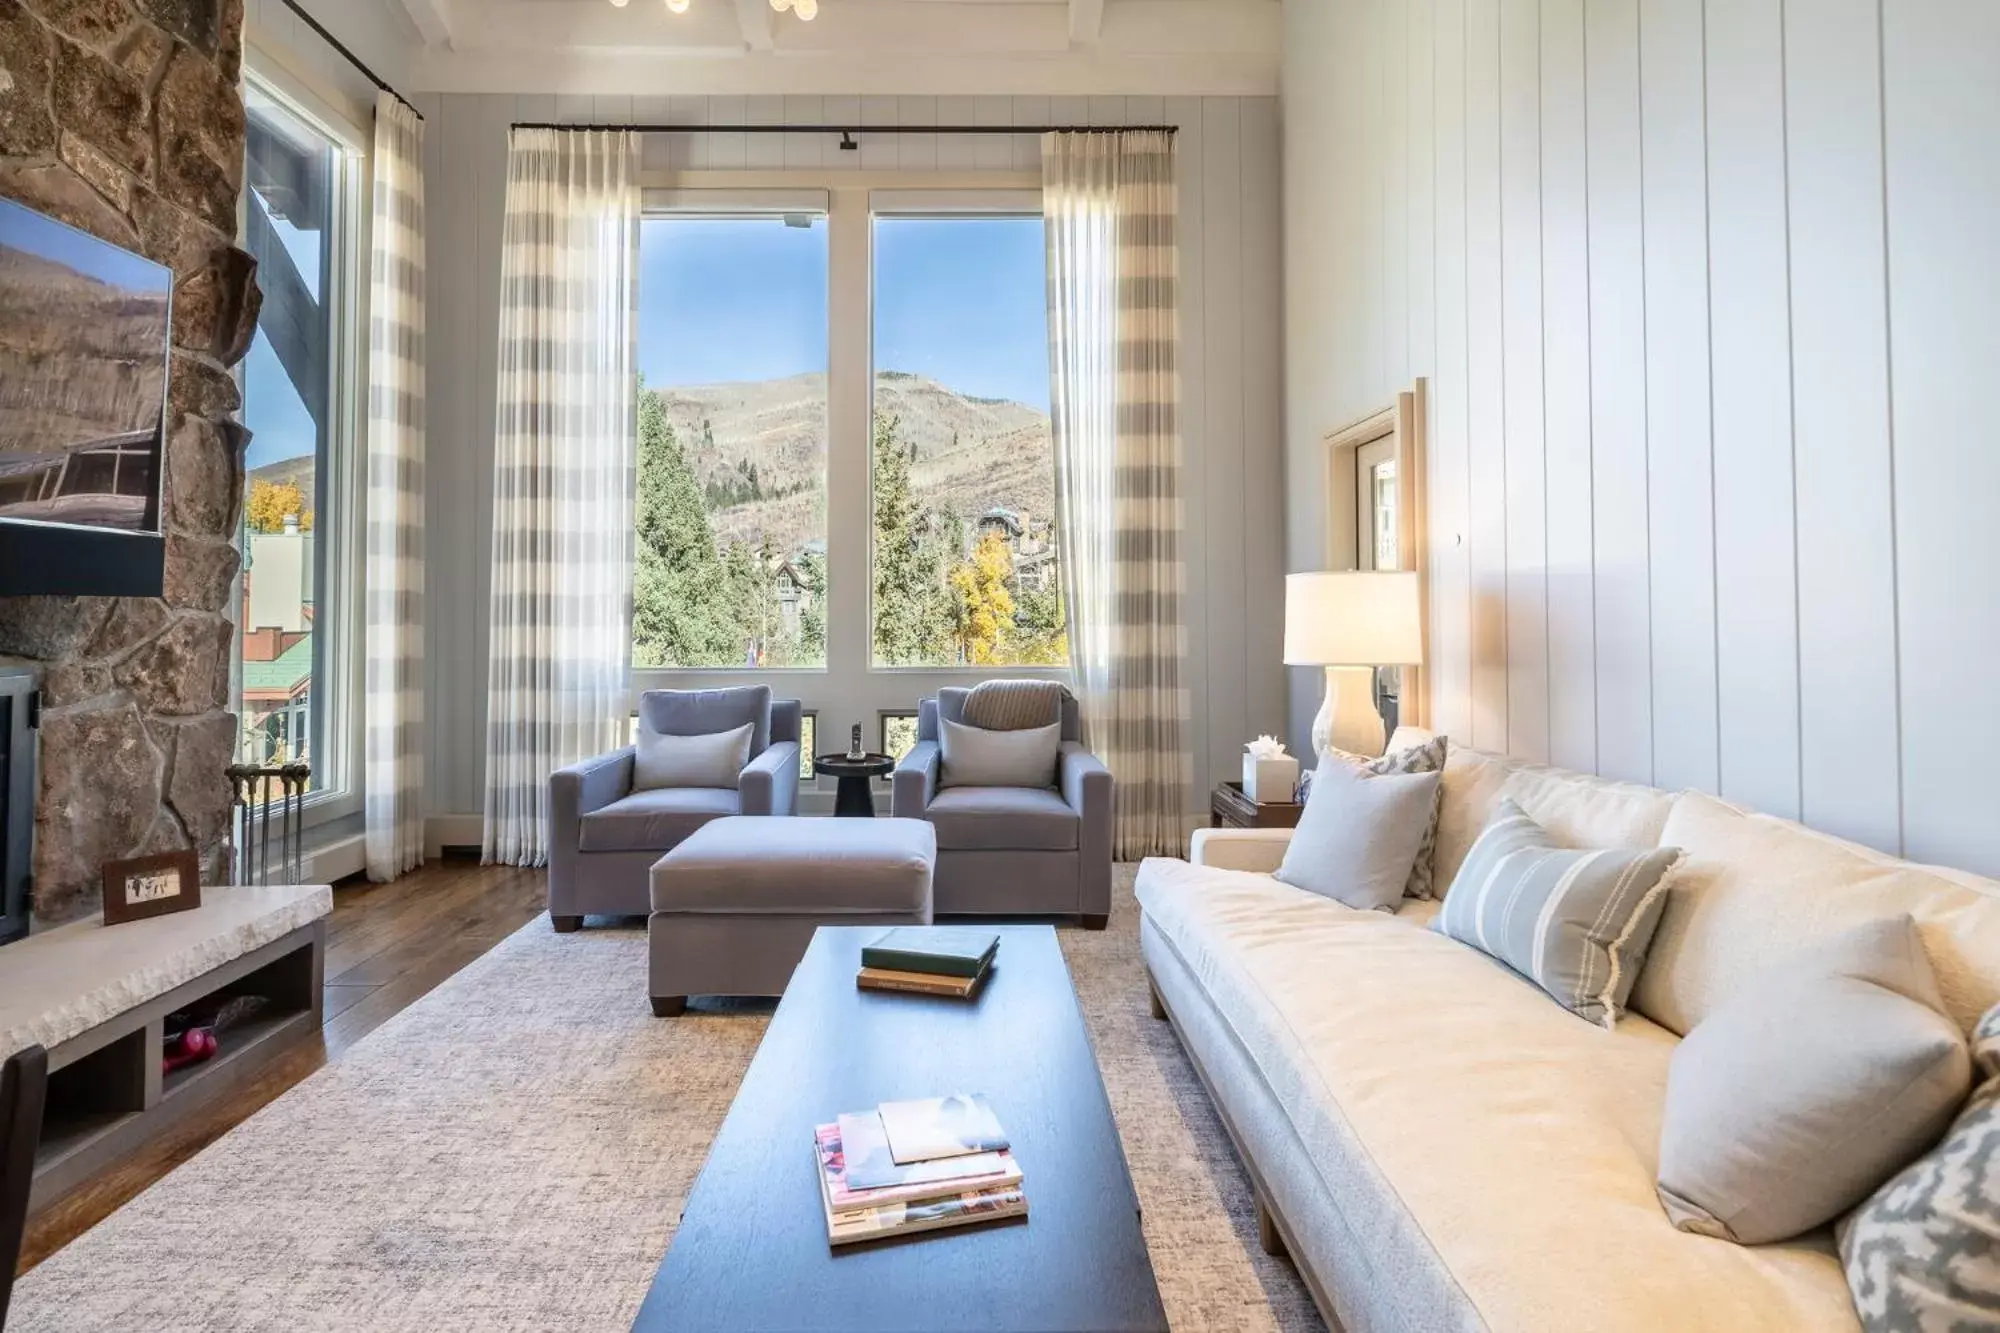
[1283, 0, 2000, 876]
[415, 94, 1284, 819]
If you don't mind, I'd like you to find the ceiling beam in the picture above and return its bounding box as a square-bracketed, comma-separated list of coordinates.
[398, 0, 456, 49]
[734, 0, 776, 52]
[1068, 0, 1105, 47]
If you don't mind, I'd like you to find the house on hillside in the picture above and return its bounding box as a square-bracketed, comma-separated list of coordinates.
[973, 507, 1060, 594]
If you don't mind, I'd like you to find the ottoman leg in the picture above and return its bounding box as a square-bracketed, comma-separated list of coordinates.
[551, 914, 583, 934]
[1080, 913, 1108, 931]
[651, 996, 687, 1018]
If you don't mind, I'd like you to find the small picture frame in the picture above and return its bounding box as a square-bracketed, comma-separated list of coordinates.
[101, 850, 202, 926]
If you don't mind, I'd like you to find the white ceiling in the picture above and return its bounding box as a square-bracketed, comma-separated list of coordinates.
[308, 0, 1280, 97]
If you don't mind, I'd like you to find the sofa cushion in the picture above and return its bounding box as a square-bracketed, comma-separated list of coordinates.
[926, 786, 1077, 851]
[1134, 857, 1860, 1331]
[1136, 856, 1864, 1320]
[1842, 1002, 2000, 1329]
[1635, 790, 2000, 1038]
[1434, 798, 1682, 1027]
[1275, 765, 1442, 912]
[578, 788, 738, 853]
[1324, 732, 1451, 898]
[633, 722, 753, 792]
[1657, 916, 1970, 1244]
[1434, 746, 1679, 891]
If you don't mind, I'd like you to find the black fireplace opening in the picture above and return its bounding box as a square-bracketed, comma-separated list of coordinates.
[0, 668, 39, 945]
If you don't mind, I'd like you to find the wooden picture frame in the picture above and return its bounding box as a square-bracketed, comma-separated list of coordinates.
[1322, 379, 1432, 730]
[101, 850, 202, 926]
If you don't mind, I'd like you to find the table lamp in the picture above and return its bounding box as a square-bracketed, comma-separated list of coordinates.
[1283, 571, 1423, 758]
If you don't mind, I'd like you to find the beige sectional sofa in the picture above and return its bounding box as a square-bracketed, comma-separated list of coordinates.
[1135, 731, 2000, 1332]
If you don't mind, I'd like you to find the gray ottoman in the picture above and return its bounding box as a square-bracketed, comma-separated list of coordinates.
[647, 816, 937, 1015]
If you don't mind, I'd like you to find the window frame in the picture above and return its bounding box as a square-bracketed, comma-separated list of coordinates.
[234, 64, 371, 830]
[628, 173, 1069, 814]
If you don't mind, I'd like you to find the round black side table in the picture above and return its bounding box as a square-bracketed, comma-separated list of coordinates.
[813, 753, 896, 817]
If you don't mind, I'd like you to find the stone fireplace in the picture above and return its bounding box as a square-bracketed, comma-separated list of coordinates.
[0, 0, 258, 924]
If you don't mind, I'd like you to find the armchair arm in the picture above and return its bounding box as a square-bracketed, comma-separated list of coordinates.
[892, 741, 940, 818]
[551, 747, 635, 826]
[739, 741, 801, 816]
[1061, 742, 1114, 920]
[1189, 827, 1294, 875]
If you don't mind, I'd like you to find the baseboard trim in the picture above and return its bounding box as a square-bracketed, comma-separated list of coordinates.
[425, 814, 485, 858]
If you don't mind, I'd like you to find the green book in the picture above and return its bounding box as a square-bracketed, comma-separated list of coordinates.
[862, 927, 1000, 979]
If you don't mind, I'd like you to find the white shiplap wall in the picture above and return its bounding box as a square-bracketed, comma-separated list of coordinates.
[1283, 0, 2000, 876]
[414, 94, 1285, 820]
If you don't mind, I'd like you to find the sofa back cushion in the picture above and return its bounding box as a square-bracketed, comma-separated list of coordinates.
[1434, 746, 1679, 890]
[1634, 790, 2000, 1039]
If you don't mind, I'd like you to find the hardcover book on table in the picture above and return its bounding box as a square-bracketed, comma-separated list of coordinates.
[861, 927, 1000, 979]
[877, 1093, 1011, 1165]
[856, 964, 990, 999]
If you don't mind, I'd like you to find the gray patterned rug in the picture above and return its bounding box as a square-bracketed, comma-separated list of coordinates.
[10, 868, 1320, 1332]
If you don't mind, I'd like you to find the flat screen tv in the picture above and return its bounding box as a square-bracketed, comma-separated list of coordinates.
[0, 196, 171, 597]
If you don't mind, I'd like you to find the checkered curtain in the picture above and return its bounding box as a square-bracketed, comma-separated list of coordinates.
[1043, 131, 1192, 859]
[363, 92, 427, 882]
[482, 129, 640, 867]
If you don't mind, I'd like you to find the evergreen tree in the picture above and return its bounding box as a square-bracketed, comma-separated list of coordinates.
[795, 547, 827, 663]
[632, 385, 740, 667]
[871, 412, 952, 664]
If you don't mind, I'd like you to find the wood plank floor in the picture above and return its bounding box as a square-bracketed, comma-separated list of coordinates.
[18, 859, 549, 1274]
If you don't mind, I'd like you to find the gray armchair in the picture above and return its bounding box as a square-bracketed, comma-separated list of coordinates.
[548, 686, 801, 931]
[891, 688, 1113, 928]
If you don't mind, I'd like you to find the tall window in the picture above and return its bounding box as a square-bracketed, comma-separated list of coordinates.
[633, 213, 829, 669]
[236, 82, 359, 798]
[870, 215, 1063, 668]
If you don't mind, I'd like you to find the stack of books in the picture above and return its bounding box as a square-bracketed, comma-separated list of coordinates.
[856, 927, 1000, 998]
[814, 1093, 1027, 1245]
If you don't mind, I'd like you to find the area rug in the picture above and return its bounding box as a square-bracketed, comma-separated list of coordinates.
[10, 869, 1321, 1332]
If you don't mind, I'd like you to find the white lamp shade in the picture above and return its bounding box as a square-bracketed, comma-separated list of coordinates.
[1282, 571, 1423, 666]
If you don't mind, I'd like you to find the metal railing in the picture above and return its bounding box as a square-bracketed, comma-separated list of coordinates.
[226, 763, 311, 886]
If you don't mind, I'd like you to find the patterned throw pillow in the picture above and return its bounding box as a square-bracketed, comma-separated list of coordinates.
[1321, 734, 1450, 899]
[1842, 1004, 2000, 1331]
[1431, 799, 1682, 1027]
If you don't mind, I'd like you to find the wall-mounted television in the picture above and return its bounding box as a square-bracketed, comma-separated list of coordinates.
[0, 196, 171, 597]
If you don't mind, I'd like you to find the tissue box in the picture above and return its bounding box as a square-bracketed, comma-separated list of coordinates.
[1242, 755, 1300, 805]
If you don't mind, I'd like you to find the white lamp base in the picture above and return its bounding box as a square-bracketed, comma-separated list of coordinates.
[1310, 665, 1386, 759]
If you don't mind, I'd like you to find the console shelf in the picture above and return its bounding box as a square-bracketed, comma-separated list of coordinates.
[0, 885, 330, 1215]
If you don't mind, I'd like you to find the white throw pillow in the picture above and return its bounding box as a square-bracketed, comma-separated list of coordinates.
[939, 718, 1061, 789]
[633, 723, 754, 791]
[1274, 763, 1443, 913]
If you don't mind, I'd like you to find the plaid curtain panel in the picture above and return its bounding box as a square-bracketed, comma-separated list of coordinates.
[1043, 130, 1192, 859]
[482, 129, 640, 867]
[363, 93, 427, 882]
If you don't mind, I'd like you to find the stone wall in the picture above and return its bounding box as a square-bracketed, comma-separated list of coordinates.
[0, 0, 257, 924]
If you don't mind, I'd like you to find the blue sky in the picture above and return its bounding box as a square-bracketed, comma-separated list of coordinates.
[639, 214, 1050, 412]
[242, 193, 323, 471]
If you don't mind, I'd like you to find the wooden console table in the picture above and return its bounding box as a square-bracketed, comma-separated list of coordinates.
[0, 884, 331, 1214]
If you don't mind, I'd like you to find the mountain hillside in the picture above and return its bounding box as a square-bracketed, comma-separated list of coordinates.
[651, 371, 1053, 556]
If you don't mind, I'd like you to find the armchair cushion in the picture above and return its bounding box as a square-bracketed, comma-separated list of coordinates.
[939, 718, 1061, 789]
[926, 786, 1079, 852]
[579, 787, 738, 853]
[634, 723, 754, 791]
[638, 685, 773, 756]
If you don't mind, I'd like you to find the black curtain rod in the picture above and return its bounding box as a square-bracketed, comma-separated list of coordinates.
[509, 123, 1177, 136]
[276, 0, 425, 121]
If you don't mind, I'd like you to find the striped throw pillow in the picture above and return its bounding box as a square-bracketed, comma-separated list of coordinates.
[1433, 799, 1682, 1028]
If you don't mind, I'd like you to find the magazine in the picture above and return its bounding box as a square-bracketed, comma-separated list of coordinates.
[817, 1141, 1028, 1246]
[816, 1122, 1021, 1208]
[877, 1092, 1011, 1165]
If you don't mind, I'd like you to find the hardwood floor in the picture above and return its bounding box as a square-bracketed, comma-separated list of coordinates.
[17, 859, 549, 1274]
